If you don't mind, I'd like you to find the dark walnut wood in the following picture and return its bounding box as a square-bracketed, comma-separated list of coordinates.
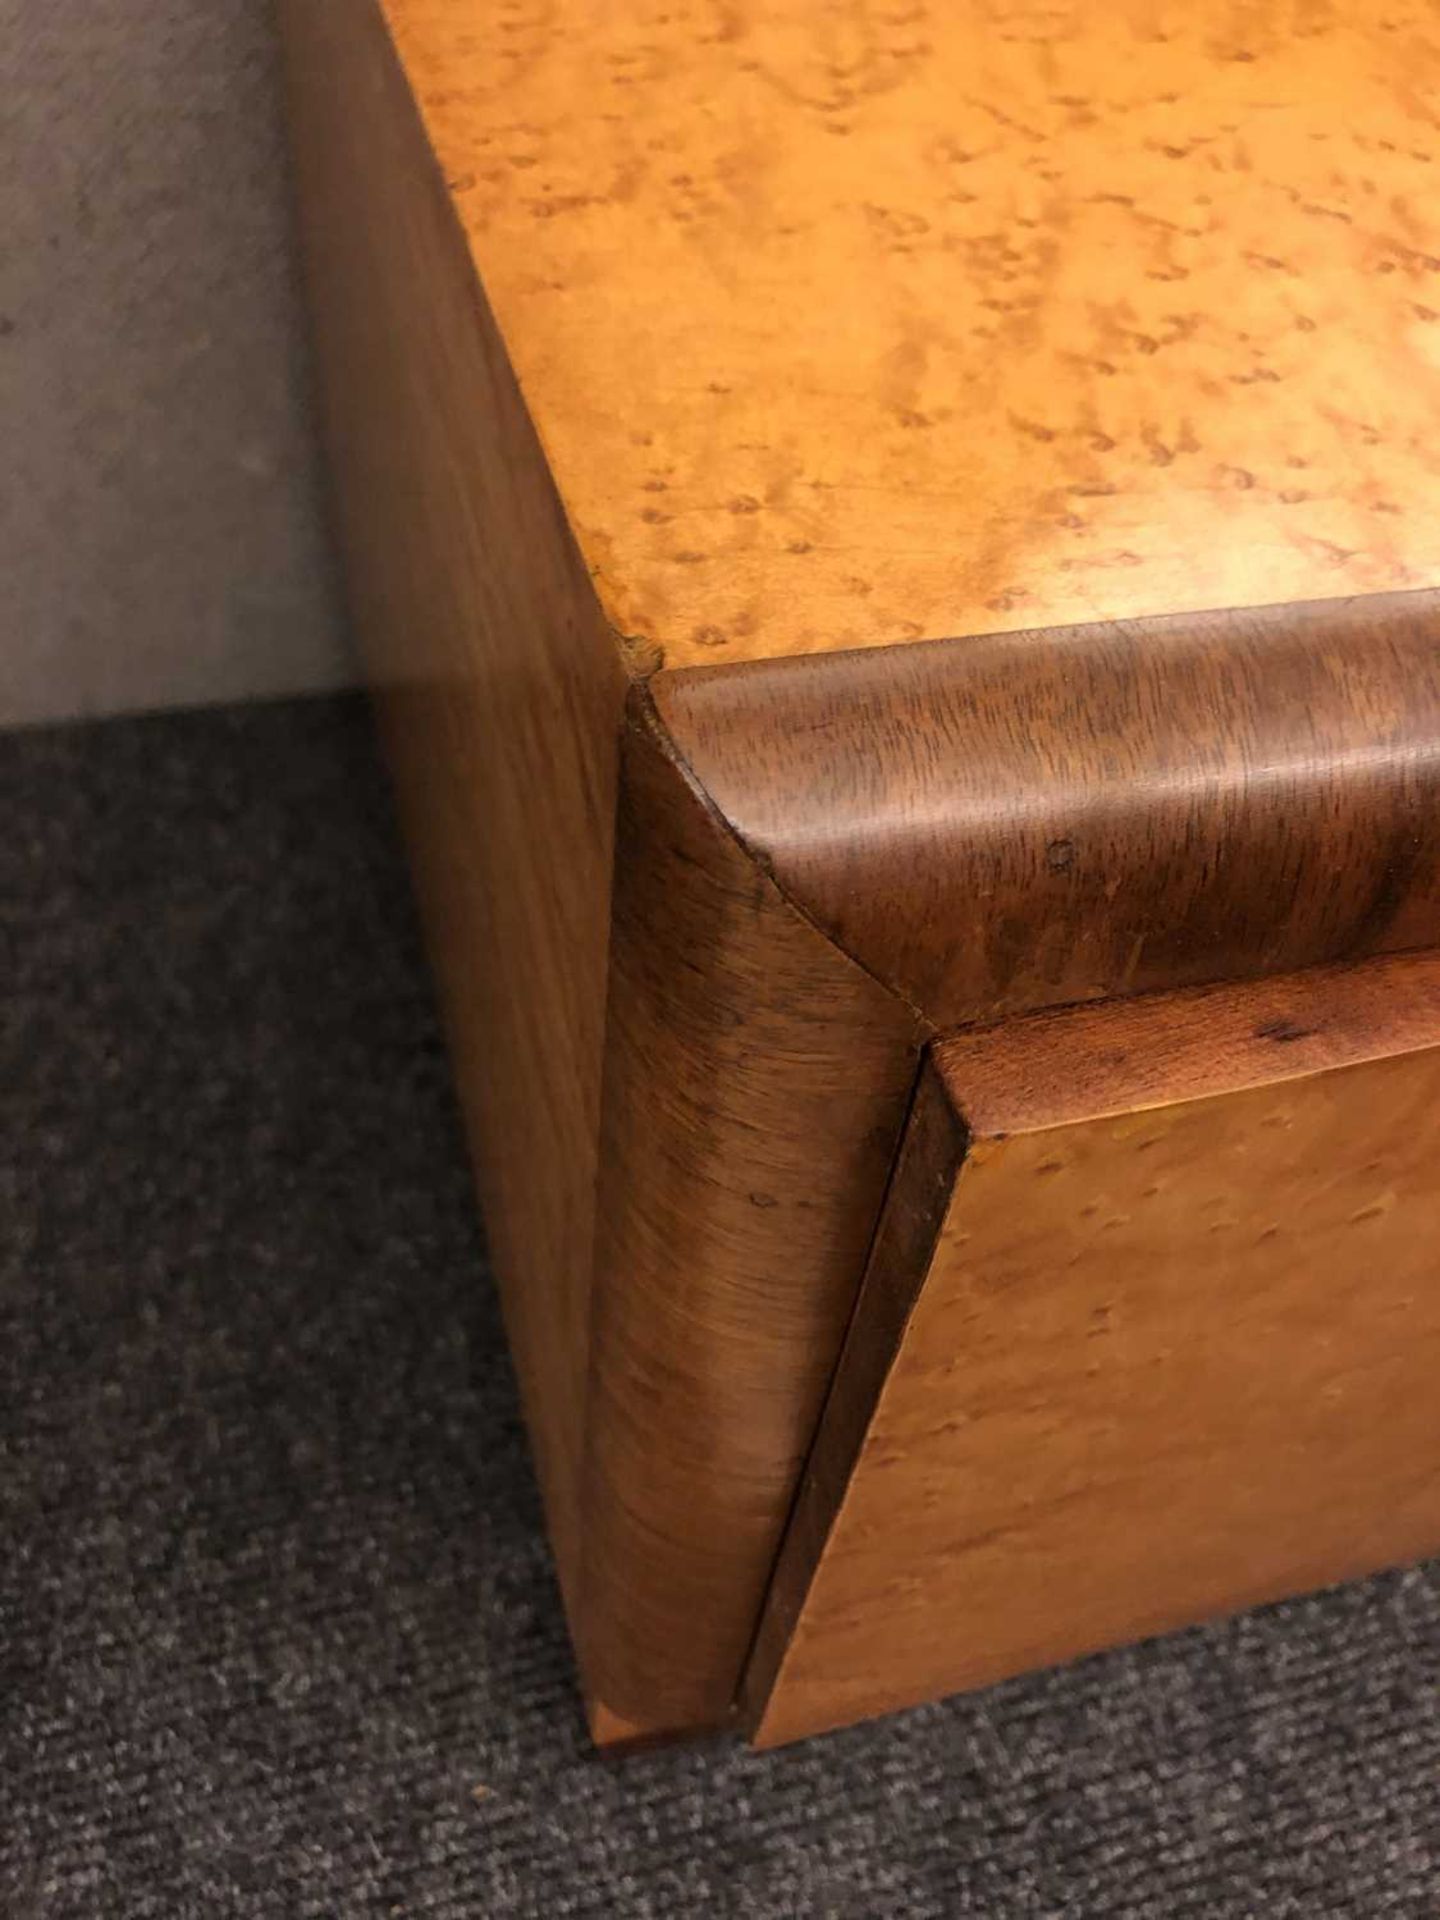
[654, 594, 1440, 1027]
[580, 691, 920, 1733]
[749, 949, 1440, 1747]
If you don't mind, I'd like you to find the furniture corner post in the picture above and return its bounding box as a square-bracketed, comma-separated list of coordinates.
[575, 687, 924, 1736]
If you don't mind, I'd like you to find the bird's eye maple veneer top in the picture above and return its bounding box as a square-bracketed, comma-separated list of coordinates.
[382, 0, 1440, 668]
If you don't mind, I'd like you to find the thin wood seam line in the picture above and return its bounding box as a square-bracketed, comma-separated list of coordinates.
[632, 681, 935, 1030]
[933, 941, 1440, 1048]
[726, 1043, 934, 1710]
[739, 1056, 972, 1731]
[935, 944, 1440, 1137]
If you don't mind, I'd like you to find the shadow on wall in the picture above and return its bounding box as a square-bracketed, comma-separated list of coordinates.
[0, 0, 351, 726]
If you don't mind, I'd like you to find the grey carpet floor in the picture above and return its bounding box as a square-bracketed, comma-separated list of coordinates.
[3, 694, 1439, 1919]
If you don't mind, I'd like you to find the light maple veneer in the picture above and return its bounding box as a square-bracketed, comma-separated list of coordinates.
[749, 953, 1440, 1746]
[361, 0, 1439, 664]
[279, 0, 1440, 1745]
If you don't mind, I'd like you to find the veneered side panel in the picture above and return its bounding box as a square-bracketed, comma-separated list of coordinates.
[278, 0, 627, 1600]
[753, 951, 1440, 1746]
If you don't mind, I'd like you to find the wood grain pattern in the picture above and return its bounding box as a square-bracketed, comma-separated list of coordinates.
[742, 1061, 968, 1726]
[374, 0, 1440, 666]
[282, 0, 929, 1744]
[278, 0, 628, 1604]
[283, 0, 1440, 1753]
[750, 949, 1440, 1747]
[938, 948, 1440, 1134]
[579, 689, 923, 1733]
[655, 593, 1440, 1024]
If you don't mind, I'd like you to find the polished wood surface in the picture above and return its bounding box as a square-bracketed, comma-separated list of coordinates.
[580, 690, 921, 1733]
[656, 593, 1440, 1025]
[278, 0, 628, 1603]
[750, 950, 1440, 1747]
[374, 0, 1440, 666]
[937, 948, 1440, 1133]
[282, 0, 930, 1745]
[283, 0, 1440, 1753]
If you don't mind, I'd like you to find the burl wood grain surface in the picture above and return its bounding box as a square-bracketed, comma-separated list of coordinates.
[751, 951, 1440, 1747]
[379, 0, 1440, 665]
[278, 0, 627, 1602]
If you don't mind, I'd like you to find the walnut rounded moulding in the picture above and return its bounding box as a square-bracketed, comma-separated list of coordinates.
[279, 0, 1440, 1747]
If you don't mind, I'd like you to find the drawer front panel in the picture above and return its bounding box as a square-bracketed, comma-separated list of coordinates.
[750, 950, 1440, 1746]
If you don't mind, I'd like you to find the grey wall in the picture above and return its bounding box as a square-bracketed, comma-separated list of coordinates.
[1, 1, 351, 726]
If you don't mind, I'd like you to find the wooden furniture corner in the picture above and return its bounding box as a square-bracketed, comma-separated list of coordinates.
[279, 0, 1440, 1748]
[746, 952, 1440, 1746]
